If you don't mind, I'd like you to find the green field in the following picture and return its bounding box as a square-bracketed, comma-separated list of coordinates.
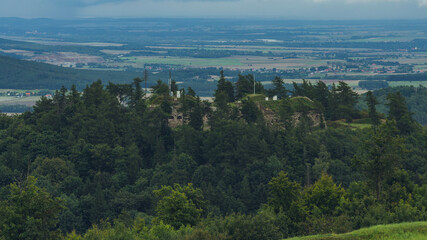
[148, 45, 316, 54]
[0, 96, 41, 106]
[413, 65, 427, 70]
[348, 33, 426, 42]
[387, 81, 427, 87]
[285, 222, 427, 240]
[328, 120, 373, 130]
[120, 56, 244, 67]
[118, 55, 337, 70]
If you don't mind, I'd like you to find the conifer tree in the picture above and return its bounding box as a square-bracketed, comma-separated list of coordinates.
[366, 91, 380, 125]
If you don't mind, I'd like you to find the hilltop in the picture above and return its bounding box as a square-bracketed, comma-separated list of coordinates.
[0, 77, 425, 240]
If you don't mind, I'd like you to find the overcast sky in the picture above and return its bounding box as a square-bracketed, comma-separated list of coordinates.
[1, 0, 427, 20]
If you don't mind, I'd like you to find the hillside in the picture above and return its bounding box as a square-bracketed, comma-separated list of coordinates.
[285, 222, 427, 240]
[0, 79, 426, 239]
[0, 54, 140, 89]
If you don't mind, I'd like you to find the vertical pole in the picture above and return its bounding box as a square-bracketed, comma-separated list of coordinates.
[144, 69, 148, 97]
[169, 69, 172, 96]
[253, 74, 256, 95]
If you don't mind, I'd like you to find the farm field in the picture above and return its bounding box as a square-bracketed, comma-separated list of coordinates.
[387, 81, 427, 87]
[118, 56, 338, 70]
[0, 96, 41, 106]
[1, 18, 427, 96]
[119, 56, 244, 67]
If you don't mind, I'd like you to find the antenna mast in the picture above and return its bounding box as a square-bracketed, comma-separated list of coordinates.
[169, 69, 172, 96]
[253, 74, 256, 95]
[144, 69, 148, 97]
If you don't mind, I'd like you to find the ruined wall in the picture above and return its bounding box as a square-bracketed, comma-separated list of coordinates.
[258, 103, 326, 129]
[292, 111, 326, 128]
[168, 106, 186, 128]
[165, 99, 325, 129]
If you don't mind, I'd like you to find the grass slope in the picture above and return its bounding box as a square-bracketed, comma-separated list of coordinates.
[0, 54, 139, 90]
[285, 222, 427, 240]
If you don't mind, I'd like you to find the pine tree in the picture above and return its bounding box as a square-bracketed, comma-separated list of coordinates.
[387, 92, 416, 134]
[354, 121, 406, 200]
[269, 76, 287, 99]
[189, 97, 203, 130]
[366, 91, 380, 125]
[214, 70, 234, 103]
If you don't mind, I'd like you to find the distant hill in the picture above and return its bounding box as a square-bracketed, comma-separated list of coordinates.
[285, 222, 427, 240]
[0, 54, 141, 90]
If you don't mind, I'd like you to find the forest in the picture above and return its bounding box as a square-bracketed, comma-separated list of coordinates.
[0, 73, 426, 240]
[0, 55, 138, 90]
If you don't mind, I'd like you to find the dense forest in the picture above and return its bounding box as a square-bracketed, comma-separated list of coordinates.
[0, 54, 137, 90]
[0, 74, 426, 240]
[0, 54, 289, 96]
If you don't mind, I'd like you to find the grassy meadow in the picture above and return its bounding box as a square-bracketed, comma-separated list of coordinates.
[285, 222, 427, 240]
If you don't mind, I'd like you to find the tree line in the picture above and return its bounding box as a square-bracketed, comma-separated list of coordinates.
[0, 74, 425, 239]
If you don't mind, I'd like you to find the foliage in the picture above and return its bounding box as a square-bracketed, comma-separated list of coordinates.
[214, 70, 234, 103]
[353, 121, 407, 200]
[268, 76, 288, 99]
[0, 54, 138, 90]
[0, 176, 64, 240]
[153, 184, 205, 229]
[268, 171, 301, 212]
[303, 173, 345, 216]
[236, 74, 264, 99]
[358, 86, 427, 126]
[0, 78, 424, 239]
[365, 91, 380, 125]
[387, 92, 416, 134]
[358, 80, 389, 90]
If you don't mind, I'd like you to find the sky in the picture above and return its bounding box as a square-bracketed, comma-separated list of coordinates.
[1, 0, 427, 20]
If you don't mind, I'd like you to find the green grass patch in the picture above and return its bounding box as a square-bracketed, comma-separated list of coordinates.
[258, 96, 318, 113]
[285, 222, 427, 240]
[347, 123, 372, 129]
[245, 94, 267, 102]
[290, 96, 318, 111]
[328, 120, 372, 130]
[258, 99, 283, 112]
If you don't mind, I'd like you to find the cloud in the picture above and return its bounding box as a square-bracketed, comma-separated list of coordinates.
[311, 0, 427, 5]
[76, 0, 427, 19]
[0, 0, 426, 19]
[312, 0, 408, 2]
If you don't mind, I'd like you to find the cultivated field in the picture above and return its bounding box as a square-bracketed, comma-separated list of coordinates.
[117, 56, 340, 70]
[0, 96, 41, 106]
